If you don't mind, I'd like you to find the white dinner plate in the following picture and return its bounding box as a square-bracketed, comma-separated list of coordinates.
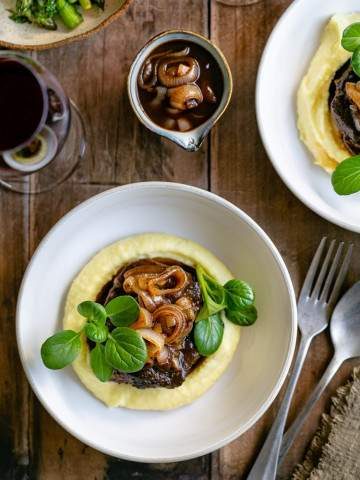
[17, 182, 296, 462]
[257, 0, 360, 233]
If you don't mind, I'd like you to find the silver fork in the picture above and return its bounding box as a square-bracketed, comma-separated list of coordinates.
[247, 237, 353, 480]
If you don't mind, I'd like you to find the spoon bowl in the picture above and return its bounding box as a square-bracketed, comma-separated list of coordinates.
[331, 280, 360, 360]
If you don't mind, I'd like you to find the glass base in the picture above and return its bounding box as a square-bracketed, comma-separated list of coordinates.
[0, 100, 86, 194]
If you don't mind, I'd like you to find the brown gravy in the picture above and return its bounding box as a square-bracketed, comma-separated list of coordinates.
[137, 40, 224, 132]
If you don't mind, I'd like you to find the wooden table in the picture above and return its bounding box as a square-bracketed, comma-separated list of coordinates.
[1, 0, 360, 478]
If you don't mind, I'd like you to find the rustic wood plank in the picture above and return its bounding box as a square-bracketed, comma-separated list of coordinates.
[37, 0, 208, 188]
[28, 3, 210, 476]
[0, 190, 34, 479]
[211, 0, 360, 478]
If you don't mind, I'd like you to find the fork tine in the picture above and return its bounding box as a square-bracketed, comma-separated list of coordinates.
[299, 237, 327, 302]
[311, 239, 336, 300]
[319, 242, 344, 302]
[328, 244, 353, 307]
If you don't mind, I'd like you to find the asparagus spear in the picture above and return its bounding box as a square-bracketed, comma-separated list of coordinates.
[56, 0, 83, 29]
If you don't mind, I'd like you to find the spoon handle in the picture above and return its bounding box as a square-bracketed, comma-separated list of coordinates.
[278, 353, 344, 465]
[246, 334, 312, 480]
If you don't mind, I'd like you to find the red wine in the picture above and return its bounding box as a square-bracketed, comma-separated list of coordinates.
[0, 59, 46, 152]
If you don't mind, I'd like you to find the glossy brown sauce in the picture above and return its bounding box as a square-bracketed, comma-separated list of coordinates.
[137, 40, 224, 132]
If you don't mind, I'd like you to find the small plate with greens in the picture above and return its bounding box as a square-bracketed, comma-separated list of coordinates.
[257, 0, 360, 233]
[0, 0, 131, 50]
[16, 182, 296, 462]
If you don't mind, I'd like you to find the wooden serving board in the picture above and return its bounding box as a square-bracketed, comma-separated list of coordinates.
[1, 0, 359, 478]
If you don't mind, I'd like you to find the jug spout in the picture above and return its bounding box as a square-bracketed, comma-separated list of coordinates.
[166, 125, 210, 152]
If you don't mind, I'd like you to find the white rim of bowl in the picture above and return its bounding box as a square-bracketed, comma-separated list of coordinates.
[16, 181, 297, 463]
[255, 0, 360, 234]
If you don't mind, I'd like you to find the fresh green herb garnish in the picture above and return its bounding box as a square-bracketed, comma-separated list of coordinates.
[342, 23, 360, 76]
[332, 155, 360, 195]
[84, 321, 108, 343]
[194, 266, 257, 356]
[90, 343, 113, 382]
[194, 313, 224, 356]
[41, 330, 81, 369]
[105, 327, 147, 373]
[77, 301, 106, 324]
[40, 295, 146, 381]
[105, 295, 140, 327]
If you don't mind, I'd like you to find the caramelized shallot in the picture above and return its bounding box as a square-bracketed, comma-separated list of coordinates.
[131, 307, 153, 329]
[137, 328, 165, 353]
[153, 304, 187, 344]
[176, 296, 196, 321]
[138, 291, 169, 313]
[158, 56, 200, 87]
[167, 84, 203, 111]
[148, 266, 189, 296]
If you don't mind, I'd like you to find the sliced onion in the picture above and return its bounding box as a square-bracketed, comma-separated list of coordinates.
[148, 266, 189, 296]
[156, 346, 170, 365]
[131, 308, 153, 329]
[153, 304, 187, 344]
[138, 291, 169, 313]
[137, 328, 165, 354]
[176, 296, 195, 321]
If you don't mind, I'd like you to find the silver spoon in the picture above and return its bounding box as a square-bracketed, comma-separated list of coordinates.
[278, 280, 360, 465]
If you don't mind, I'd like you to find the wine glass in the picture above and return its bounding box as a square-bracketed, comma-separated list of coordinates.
[0, 51, 86, 194]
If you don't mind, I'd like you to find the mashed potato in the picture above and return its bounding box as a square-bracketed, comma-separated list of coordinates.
[63, 233, 240, 410]
[297, 13, 360, 172]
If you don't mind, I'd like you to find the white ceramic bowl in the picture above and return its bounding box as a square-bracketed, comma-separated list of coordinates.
[17, 182, 296, 462]
[256, 0, 360, 233]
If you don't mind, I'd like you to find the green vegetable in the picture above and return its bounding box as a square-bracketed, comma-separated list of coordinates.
[331, 155, 360, 195]
[105, 327, 147, 373]
[352, 46, 360, 78]
[85, 321, 108, 343]
[224, 279, 255, 309]
[56, 0, 83, 29]
[41, 295, 144, 376]
[41, 330, 81, 369]
[196, 265, 226, 320]
[105, 295, 140, 327]
[342, 23, 360, 52]
[79, 0, 91, 9]
[194, 313, 224, 356]
[77, 300, 106, 324]
[194, 267, 257, 354]
[90, 343, 113, 382]
[226, 304, 258, 326]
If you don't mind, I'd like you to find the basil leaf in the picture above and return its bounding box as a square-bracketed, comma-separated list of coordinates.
[85, 322, 108, 343]
[351, 46, 360, 77]
[77, 301, 106, 324]
[90, 343, 113, 382]
[105, 295, 140, 327]
[41, 330, 81, 369]
[331, 155, 360, 195]
[226, 304, 258, 326]
[194, 313, 224, 356]
[342, 23, 360, 52]
[105, 327, 147, 373]
[196, 265, 226, 317]
[224, 279, 255, 310]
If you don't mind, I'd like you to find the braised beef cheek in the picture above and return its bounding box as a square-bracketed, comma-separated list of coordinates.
[329, 60, 360, 154]
[94, 258, 203, 389]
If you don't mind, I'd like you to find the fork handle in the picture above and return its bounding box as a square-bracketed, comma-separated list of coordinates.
[278, 352, 344, 465]
[246, 334, 312, 480]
